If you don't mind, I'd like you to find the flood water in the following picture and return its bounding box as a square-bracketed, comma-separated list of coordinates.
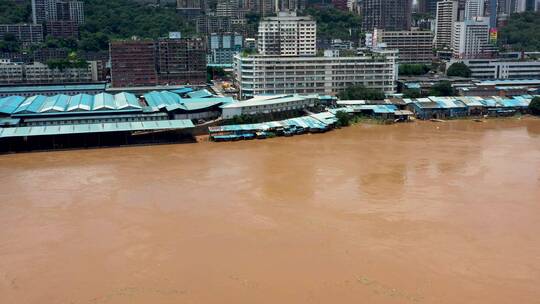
[1, 118, 540, 304]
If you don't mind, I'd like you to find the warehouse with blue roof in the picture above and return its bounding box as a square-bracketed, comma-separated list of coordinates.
[0, 87, 233, 152]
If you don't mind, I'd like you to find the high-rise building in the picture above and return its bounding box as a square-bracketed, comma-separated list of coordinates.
[464, 0, 485, 19]
[360, 0, 412, 31]
[254, 0, 275, 16]
[371, 28, 434, 64]
[156, 38, 207, 85]
[32, 0, 47, 24]
[332, 0, 349, 10]
[208, 32, 243, 64]
[257, 11, 316, 56]
[110, 38, 206, 88]
[32, 0, 84, 25]
[111, 40, 158, 87]
[452, 17, 493, 58]
[55, 1, 71, 21]
[216, 0, 239, 16]
[69, 1, 85, 25]
[417, 0, 440, 14]
[45, 20, 78, 39]
[435, 0, 459, 49]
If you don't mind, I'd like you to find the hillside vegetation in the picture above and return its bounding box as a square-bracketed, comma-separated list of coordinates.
[499, 12, 540, 51]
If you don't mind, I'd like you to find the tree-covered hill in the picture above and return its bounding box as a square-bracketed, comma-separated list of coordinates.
[0, 0, 31, 24]
[499, 11, 540, 51]
[305, 7, 362, 41]
[0, 0, 195, 52]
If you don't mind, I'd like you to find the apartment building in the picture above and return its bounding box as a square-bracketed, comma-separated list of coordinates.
[434, 0, 458, 49]
[371, 28, 434, 64]
[0, 60, 98, 84]
[110, 38, 206, 88]
[208, 32, 243, 65]
[257, 11, 316, 56]
[233, 50, 398, 98]
[360, 0, 412, 31]
[452, 17, 492, 59]
[449, 59, 540, 79]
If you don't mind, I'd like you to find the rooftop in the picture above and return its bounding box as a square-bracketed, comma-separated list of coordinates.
[0, 119, 194, 138]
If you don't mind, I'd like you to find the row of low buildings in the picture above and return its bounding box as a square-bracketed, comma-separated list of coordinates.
[335, 95, 536, 119]
[0, 87, 235, 151]
[0, 83, 537, 151]
[0, 59, 100, 84]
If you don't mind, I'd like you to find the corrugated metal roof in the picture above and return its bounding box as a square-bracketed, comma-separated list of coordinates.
[187, 89, 213, 99]
[0, 96, 25, 114]
[170, 87, 194, 94]
[221, 94, 310, 109]
[209, 112, 335, 133]
[0, 119, 194, 138]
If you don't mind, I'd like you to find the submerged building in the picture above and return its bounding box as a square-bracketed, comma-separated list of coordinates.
[0, 88, 232, 152]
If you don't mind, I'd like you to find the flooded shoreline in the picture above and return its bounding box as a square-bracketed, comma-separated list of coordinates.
[1, 118, 540, 304]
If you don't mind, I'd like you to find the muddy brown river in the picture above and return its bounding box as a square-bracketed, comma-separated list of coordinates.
[1, 118, 540, 304]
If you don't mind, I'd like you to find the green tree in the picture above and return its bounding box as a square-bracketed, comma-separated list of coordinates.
[499, 12, 540, 51]
[338, 85, 386, 100]
[305, 8, 362, 41]
[446, 62, 472, 77]
[0, 0, 31, 24]
[335, 111, 351, 127]
[402, 88, 423, 98]
[399, 64, 430, 76]
[529, 97, 540, 115]
[429, 81, 456, 97]
[0, 33, 20, 52]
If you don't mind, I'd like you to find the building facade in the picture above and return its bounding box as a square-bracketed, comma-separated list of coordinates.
[449, 59, 540, 79]
[257, 11, 316, 56]
[452, 17, 491, 58]
[464, 0, 485, 19]
[361, 0, 412, 31]
[371, 28, 434, 64]
[208, 32, 243, 65]
[156, 38, 207, 85]
[435, 0, 458, 49]
[110, 40, 158, 87]
[233, 50, 398, 98]
[0, 60, 24, 84]
[0, 60, 98, 84]
[0, 24, 44, 46]
[110, 39, 206, 88]
[45, 20, 78, 39]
